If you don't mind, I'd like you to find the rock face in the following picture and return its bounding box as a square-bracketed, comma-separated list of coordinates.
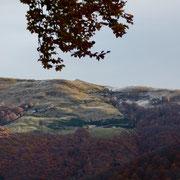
[0, 77, 179, 134]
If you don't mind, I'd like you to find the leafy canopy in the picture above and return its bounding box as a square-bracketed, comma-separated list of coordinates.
[20, 0, 133, 71]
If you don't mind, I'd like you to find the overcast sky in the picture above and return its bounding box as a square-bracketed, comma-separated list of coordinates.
[0, 0, 180, 89]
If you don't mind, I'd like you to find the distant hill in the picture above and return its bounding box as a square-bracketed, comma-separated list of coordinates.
[0, 77, 179, 134]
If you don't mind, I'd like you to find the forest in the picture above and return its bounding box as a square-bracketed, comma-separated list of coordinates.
[0, 102, 180, 179]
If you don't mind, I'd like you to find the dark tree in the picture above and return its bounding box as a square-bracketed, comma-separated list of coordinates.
[20, 0, 133, 71]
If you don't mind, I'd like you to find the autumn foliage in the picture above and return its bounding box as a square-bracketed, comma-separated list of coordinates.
[0, 126, 10, 138]
[0, 103, 179, 179]
[0, 102, 34, 125]
[119, 102, 180, 129]
[92, 144, 180, 180]
[0, 105, 24, 125]
[0, 129, 139, 179]
[20, 0, 133, 71]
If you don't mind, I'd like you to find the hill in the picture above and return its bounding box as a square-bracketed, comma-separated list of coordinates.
[0, 78, 122, 134]
[0, 77, 180, 135]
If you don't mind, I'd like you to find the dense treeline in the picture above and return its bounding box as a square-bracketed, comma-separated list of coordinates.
[0, 129, 138, 179]
[120, 102, 180, 129]
[48, 117, 132, 129]
[87, 103, 180, 179]
[88, 144, 180, 180]
[0, 103, 179, 179]
[0, 127, 179, 179]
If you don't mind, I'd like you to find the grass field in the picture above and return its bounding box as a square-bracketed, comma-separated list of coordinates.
[88, 127, 127, 138]
[54, 127, 127, 138]
[6, 116, 128, 138]
[46, 126, 127, 138]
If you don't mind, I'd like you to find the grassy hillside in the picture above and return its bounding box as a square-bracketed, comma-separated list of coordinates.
[0, 78, 180, 135]
[0, 78, 124, 134]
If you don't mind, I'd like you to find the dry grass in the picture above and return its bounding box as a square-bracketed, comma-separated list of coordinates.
[53, 80, 104, 101]
[0, 78, 17, 89]
[81, 105, 120, 115]
[5, 116, 66, 133]
[56, 107, 73, 113]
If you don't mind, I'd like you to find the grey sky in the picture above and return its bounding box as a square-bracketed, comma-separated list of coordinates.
[0, 0, 180, 89]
